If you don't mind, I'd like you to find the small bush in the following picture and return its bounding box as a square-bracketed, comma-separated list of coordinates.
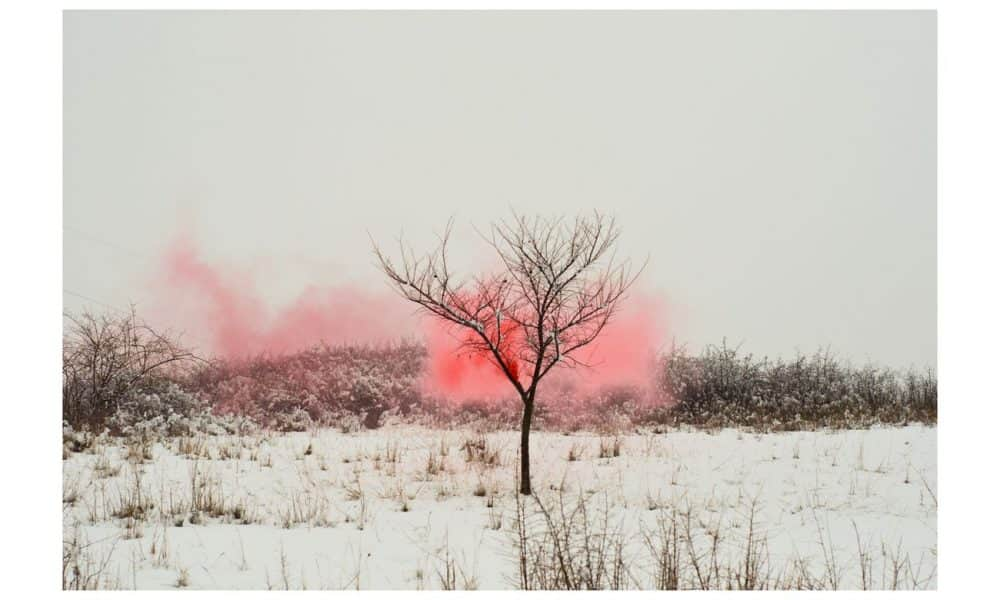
[654, 342, 936, 430]
[188, 342, 426, 429]
[108, 380, 216, 438]
[63, 308, 198, 432]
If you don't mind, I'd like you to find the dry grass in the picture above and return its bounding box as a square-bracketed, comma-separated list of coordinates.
[462, 435, 501, 467]
[598, 436, 622, 459]
[62, 426, 936, 590]
[508, 485, 935, 591]
[63, 526, 121, 590]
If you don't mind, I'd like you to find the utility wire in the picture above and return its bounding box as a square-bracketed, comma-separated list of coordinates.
[63, 225, 158, 263]
[62, 225, 158, 314]
[62, 288, 132, 315]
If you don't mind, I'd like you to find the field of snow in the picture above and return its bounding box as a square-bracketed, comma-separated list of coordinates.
[62, 425, 936, 590]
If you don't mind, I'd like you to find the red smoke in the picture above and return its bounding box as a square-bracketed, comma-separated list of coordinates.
[421, 295, 667, 400]
[422, 319, 518, 399]
[157, 236, 417, 356]
[155, 235, 667, 400]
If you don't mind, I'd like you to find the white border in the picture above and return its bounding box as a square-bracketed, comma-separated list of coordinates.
[3, 1, 998, 597]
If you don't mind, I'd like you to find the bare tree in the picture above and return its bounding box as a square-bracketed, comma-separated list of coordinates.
[374, 211, 642, 494]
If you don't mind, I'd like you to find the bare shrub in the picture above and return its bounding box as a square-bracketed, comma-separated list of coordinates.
[63, 308, 200, 432]
[63, 526, 120, 590]
[435, 537, 479, 591]
[655, 342, 937, 430]
[513, 489, 631, 590]
[189, 342, 425, 430]
[641, 505, 680, 590]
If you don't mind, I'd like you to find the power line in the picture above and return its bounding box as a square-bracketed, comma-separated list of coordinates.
[63, 225, 157, 263]
[62, 288, 132, 314]
[62, 226, 157, 315]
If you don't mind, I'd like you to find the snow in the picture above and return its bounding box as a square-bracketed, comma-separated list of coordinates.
[63, 425, 936, 590]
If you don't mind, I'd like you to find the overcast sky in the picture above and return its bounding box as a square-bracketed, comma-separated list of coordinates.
[64, 10, 936, 368]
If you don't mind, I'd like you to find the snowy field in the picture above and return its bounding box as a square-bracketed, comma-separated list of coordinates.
[62, 425, 937, 590]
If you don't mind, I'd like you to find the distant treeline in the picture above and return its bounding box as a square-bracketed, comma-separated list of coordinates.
[62, 309, 936, 436]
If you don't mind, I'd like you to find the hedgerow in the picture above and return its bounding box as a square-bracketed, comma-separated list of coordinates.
[63, 310, 936, 435]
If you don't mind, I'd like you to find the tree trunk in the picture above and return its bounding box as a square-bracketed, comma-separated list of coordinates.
[519, 396, 534, 495]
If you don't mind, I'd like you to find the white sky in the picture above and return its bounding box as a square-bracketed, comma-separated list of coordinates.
[63, 10, 936, 368]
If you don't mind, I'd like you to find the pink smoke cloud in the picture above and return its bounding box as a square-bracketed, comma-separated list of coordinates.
[419, 293, 668, 401]
[156, 235, 418, 357]
[153, 234, 669, 399]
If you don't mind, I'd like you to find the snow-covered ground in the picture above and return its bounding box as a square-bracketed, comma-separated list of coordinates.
[62, 425, 936, 590]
